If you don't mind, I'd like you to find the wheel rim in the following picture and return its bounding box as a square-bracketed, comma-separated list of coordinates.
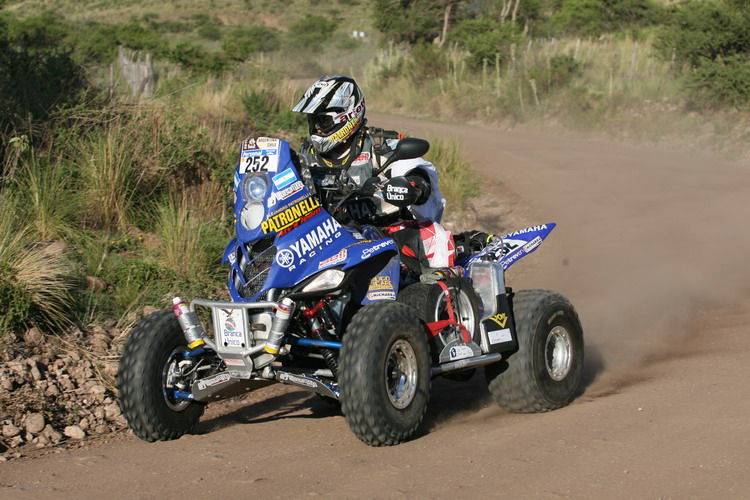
[545, 326, 574, 381]
[385, 339, 419, 409]
[433, 288, 476, 335]
[162, 347, 192, 411]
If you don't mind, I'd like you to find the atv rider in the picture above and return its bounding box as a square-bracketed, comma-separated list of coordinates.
[291, 75, 493, 272]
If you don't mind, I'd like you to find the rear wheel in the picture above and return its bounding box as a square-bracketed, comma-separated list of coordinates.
[339, 301, 431, 446]
[118, 310, 205, 441]
[485, 290, 584, 412]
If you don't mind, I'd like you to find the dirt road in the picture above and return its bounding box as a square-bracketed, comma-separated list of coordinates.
[2, 115, 749, 499]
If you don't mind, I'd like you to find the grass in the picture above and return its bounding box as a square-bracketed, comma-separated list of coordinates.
[424, 137, 479, 214]
[14, 151, 77, 241]
[0, 202, 75, 335]
[362, 34, 693, 140]
[154, 192, 223, 275]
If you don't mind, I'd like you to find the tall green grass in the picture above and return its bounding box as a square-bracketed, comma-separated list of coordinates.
[15, 152, 77, 241]
[425, 137, 479, 214]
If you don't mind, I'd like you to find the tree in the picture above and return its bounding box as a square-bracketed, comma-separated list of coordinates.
[373, 0, 445, 44]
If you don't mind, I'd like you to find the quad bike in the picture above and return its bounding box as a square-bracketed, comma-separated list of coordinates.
[117, 136, 584, 446]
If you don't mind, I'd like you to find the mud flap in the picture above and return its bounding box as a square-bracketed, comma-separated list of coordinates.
[480, 293, 518, 354]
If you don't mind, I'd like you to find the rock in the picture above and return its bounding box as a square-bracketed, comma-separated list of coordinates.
[25, 413, 46, 434]
[23, 327, 45, 345]
[86, 276, 107, 292]
[78, 418, 90, 431]
[29, 362, 44, 381]
[88, 384, 107, 396]
[89, 334, 110, 353]
[63, 426, 85, 440]
[94, 424, 109, 435]
[1, 379, 14, 391]
[42, 425, 63, 444]
[46, 383, 61, 396]
[2, 424, 21, 438]
[104, 403, 121, 421]
[103, 362, 118, 378]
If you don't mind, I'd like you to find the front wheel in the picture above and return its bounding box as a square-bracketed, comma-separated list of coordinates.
[118, 310, 205, 442]
[339, 301, 431, 446]
[485, 290, 584, 413]
[396, 277, 481, 362]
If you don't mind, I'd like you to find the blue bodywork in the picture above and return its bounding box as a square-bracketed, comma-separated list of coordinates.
[222, 138, 398, 302]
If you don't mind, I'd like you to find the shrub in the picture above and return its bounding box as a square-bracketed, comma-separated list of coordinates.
[286, 15, 338, 51]
[449, 18, 524, 68]
[221, 25, 280, 61]
[0, 209, 75, 335]
[549, 0, 663, 37]
[409, 42, 448, 81]
[684, 54, 750, 110]
[197, 24, 222, 41]
[169, 42, 229, 74]
[372, 0, 442, 44]
[655, 0, 750, 67]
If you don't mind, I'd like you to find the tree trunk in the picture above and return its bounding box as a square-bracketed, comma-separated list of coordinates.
[438, 3, 453, 47]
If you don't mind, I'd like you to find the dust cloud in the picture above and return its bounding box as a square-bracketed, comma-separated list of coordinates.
[372, 112, 750, 395]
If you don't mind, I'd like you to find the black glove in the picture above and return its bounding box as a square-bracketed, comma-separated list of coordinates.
[382, 176, 421, 207]
[455, 230, 497, 255]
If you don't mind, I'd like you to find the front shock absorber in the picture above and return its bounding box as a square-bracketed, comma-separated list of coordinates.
[303, 298, 339, 375]
[264, 297, 295, 355]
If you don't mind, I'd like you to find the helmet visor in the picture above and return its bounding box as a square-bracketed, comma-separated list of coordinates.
[308, 113, 338, 135]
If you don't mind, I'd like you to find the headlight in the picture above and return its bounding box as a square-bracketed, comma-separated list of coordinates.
[243, 175, 268, 202]
[302, 269, 346, 293]
[240, 202, 265, 230]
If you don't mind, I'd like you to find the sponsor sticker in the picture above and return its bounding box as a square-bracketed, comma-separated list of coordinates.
[504, 224, 549, 238]
[197, 372, 231, 391]
[278, 372, 317, 388]
[268, 180, 304, 207]
[218, 308, 246, 348]
[449, 345, 474, 361]
[488, 313, 508, 328]
[241, 137, 257, 150]
[368, 275, 393, 291]
[288, 218, 341, 259]
[318, 249, 347, 269]
[275, 249, 295, 268]
[366, 290, 396, 301]
[330, 116, 361, 142]
[523, 236, 543, 253]
[488, 328, 513, 345]
[272, 168, 297, 190]
[334, 100, 365, 123]
[224, 358, 245, 366]
[353, 152, 370, 163]
[361, 240, 394, 259]
[261, 197, 321, 234]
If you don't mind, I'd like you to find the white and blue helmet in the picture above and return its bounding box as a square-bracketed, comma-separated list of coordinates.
[292, 76, 365, 154]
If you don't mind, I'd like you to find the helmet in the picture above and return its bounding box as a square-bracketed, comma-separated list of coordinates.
[292, 76, 365, 155]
